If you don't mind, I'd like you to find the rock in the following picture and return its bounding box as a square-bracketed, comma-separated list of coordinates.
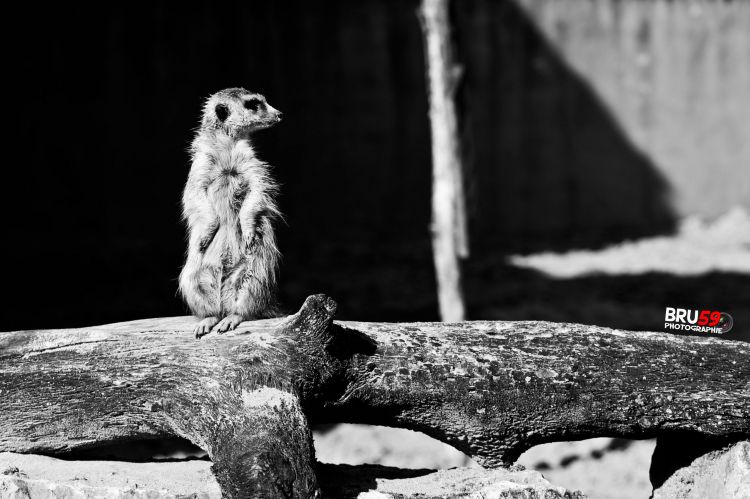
[652, 440, 750, 499]
[0, 452, 220, 499]
[352, 466, 586, 499]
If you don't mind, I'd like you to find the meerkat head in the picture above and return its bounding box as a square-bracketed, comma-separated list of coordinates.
[201, 87, 282, 137]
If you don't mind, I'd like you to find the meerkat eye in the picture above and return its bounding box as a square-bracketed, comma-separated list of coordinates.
[215, 104, 230, 122]
[244, 98, 262, 112]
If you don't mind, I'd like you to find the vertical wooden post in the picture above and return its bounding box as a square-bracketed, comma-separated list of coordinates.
[419, 0, 468, 322]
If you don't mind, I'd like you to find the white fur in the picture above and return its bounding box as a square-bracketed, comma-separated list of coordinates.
[179, 88, 282, 336]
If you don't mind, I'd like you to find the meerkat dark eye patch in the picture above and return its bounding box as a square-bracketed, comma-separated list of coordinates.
[243, 98, 262, 112]
[215, 104, 230, 122]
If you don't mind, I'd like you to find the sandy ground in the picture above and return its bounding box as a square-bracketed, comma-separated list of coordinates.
[516, 438, 656, 499]
[510, 207, 750, 277]
[314, 425, 476, 470]
[313, 425, 656, 498]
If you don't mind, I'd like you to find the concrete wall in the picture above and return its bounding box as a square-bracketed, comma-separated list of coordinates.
[515, 0, 750, 219]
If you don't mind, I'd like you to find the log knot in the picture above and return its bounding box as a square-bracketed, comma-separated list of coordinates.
[283, 294, 338, 348]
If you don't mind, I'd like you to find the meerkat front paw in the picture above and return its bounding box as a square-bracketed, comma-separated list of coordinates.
[214, 314, 244, 333]
[194, 317, 219, 339]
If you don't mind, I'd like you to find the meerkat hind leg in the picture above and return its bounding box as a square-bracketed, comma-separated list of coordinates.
[194, 316, 220, 339]
[214, 314, 244, 333]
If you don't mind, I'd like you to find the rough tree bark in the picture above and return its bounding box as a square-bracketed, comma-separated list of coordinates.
[0, 298, 338, 499]
[419, 0, 469, 322]
[1, 295, 748, 498]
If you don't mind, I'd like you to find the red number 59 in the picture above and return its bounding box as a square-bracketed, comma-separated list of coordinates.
[699, 310, 721, 326]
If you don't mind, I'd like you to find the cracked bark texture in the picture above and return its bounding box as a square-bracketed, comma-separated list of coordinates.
[1, 294, 748, 497]
[325, 318, 749, 467]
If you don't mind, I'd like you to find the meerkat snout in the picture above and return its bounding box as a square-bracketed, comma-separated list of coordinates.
[259, 102, 283, 123]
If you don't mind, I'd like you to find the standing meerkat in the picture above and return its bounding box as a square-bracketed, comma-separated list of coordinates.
[179, 87, 283, 338]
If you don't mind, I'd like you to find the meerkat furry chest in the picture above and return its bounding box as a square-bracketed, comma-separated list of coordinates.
[207, 170, 248, 222]
[202, 138, 259, 221]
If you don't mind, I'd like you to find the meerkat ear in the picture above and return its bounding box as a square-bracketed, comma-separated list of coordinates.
[215, 104, 230, 122]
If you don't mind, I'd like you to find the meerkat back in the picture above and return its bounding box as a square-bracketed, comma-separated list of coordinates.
[178, 88, 283, 338]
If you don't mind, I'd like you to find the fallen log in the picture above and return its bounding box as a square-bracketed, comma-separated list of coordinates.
[1, 295, 748, 498]
[0, 296, 339, 498]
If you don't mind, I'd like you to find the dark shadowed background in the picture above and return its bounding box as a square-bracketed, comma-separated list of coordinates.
[5, 0, 749, 341]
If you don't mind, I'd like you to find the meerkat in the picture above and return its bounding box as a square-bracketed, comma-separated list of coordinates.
[179, 87, 283, 338]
